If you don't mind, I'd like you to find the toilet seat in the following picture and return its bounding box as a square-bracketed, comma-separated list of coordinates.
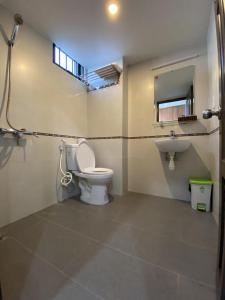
[73, 170, 113, 180]
[83, 167, 113, 175]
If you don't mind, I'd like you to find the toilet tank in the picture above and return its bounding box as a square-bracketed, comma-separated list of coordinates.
[64, 143, 79, 171]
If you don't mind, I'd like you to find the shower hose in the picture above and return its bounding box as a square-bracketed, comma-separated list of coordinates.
[1, 44, 24, 132]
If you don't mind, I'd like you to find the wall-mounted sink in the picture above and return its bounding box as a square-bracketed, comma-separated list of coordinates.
[155, 138, 191, 153]
[155, 137, 191, 170]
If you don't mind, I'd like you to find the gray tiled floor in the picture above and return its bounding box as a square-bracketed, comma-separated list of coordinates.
[0, 192, 218, 299]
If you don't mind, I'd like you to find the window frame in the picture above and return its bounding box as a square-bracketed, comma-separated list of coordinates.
[52, 43, 85, 82]
[156, 96, 193, 122]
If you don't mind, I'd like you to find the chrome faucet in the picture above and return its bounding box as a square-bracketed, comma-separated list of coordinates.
[170, 130, 176, 138]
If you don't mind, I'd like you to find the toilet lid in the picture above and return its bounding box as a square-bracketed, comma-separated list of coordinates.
[76, 142, 95, 172]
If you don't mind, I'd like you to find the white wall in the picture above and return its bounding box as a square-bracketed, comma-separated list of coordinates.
[207, 5, 220, 223]
[89, 139, 124, 195]
[87, 59, 128, 195]
[127, 50, 211, 201]
[0, 5, 87, 227]
[86, 4, 220, 217]
[86, 49, 215, 202]
[0, 4, 219, 226]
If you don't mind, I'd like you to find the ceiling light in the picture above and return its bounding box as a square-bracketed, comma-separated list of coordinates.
[108, 2, 119, 16]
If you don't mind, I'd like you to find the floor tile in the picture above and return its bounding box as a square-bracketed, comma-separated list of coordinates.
[178, 276, 217, 300]
[180, 213, 218, 251]
[5, 219, 99, 272]
[113, 206, 183, 238]
[39, 204, 122, 244]
[1, 214, 42, 238]
[0, 192, 218, 299]
[113, 194, 217, 252]
[104, 224, 217, 286]
[63, 245, 179, 300]
[0, 238, 101, 300]
[63, 197, 122, 219]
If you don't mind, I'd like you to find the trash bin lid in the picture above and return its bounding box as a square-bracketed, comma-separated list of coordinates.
[189, 178, 213, 185]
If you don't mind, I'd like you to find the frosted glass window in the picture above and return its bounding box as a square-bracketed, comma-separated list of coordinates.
[67, 56, 73, 73]
[73, 61, 77, 75]
[59, 51, 66, 69]
[54, 46, 59, 65]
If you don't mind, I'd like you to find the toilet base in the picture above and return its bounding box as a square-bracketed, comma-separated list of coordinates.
[79, 179, 110, 205]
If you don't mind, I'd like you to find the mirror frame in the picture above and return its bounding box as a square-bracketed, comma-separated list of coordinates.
[154, 66, 195, 123]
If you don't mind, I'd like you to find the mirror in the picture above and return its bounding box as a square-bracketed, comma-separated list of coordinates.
[154, 66, 195, 122]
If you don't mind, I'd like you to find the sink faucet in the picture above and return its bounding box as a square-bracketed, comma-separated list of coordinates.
[170, 130, 176, 138]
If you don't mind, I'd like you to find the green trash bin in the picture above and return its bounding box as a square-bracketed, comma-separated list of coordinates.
[189, 178, 213, 212]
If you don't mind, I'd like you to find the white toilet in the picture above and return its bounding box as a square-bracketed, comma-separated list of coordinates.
[65, 139, 113, 205]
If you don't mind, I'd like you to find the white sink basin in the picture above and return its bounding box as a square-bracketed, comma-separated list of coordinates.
[155, 138, 191, 153]
[155, 137, 191, 171]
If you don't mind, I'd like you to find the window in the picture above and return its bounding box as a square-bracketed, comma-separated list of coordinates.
[157, 97, 193, 122]
[53, 44, 86, 81]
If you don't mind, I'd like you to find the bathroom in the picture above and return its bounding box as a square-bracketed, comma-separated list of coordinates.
[0, 0, 222, 299]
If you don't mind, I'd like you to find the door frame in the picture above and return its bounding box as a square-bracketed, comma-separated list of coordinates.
[216, 0, 225, 298]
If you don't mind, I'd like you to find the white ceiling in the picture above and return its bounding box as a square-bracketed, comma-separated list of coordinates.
[2, 0, 212, 68]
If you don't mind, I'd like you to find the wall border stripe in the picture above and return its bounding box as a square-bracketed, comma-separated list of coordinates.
[20, 126, 219, 140]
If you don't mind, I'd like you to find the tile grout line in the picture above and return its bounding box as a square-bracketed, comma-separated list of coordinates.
[36, 213, 216, 289]
[36, 214, 181, 276]
[54, 201, 218, 255]
[36, 213, 100, 243]
[2, 200, 217, 290]
[5, 236, 105, 300]
[177, 274, 217, 292]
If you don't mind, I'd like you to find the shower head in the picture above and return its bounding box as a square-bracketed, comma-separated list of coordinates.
[9, 13, 23, 46]
[14, 14, 23, 26]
